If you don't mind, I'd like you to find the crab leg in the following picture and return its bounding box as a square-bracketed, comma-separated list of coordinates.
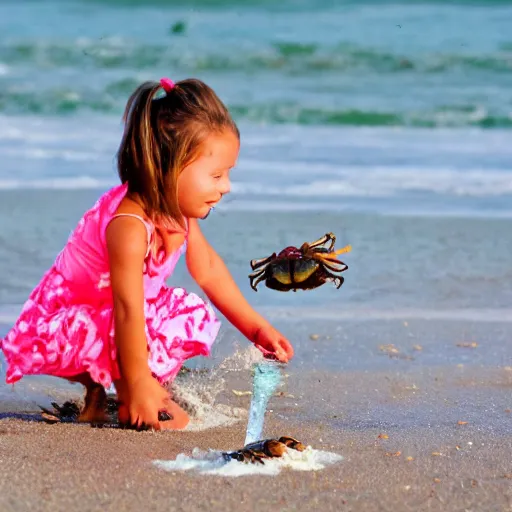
[313, 252, 348, 269]
[311, 256, 348, 274]
[330, 275, 344, 289]
[250, 254, 275, 271]
[308, 233, 336, 251]
[319, 266, 345, 288]
[320, 259, 348, 274]
[249, 271, 267, 291]
[321, 258, 348, 271]
[248, 267, 265, 278]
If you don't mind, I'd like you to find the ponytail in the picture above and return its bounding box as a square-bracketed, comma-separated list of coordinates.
[116, 78, 239, 228]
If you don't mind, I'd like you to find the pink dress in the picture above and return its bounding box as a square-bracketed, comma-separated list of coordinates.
[0, 183, 220, 389]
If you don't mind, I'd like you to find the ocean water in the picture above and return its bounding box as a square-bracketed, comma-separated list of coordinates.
[0, 1, 511, 407]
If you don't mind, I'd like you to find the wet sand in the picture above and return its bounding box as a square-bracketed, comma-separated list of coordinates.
[1, 388, 511, 511]
[2, 317, 512, 511]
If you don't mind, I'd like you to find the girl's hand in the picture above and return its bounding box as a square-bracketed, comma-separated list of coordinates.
[253, 323, 294, 363]
[122, 374, 188, 430]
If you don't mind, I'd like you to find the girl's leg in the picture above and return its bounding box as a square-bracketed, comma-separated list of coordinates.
[67, 373, 108, 423]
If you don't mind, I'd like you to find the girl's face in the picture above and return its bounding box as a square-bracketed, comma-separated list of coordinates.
[177, 130, 239, 220]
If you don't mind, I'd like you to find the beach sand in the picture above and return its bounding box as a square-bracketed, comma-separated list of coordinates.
[2, 317, 512, 511]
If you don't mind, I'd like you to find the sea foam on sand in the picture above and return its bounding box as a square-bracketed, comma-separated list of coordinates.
[153, 446, 343, 477]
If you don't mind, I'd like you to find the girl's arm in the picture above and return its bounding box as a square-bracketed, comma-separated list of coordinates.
[106, 217, 189, 429]
[106, 217, 152, 383]
[106, 217, 175, 428]
[185, 219, 293, 361]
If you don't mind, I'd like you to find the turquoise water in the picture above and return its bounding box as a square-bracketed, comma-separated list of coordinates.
[0, 1, 511, 325]
[1, 1, 511, 209]
[0, 1, 511, 126]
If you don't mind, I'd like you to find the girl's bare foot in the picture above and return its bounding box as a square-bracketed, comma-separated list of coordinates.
[79, 384, 108, 423]
[67, 373, 108, 424]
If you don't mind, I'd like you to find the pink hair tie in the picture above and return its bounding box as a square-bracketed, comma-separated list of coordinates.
[160, 77, 175, 92]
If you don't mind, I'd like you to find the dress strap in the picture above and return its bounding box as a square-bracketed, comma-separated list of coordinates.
[110, 213, 152, 258]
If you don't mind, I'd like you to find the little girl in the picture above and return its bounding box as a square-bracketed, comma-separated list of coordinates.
[1, 77, 294, 431]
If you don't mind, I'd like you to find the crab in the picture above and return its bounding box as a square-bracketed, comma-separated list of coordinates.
[249, 233, 351, 292]
[40, 400, 81, 423]
[222, 436, 307, 464]
[39, 398, 172, 428]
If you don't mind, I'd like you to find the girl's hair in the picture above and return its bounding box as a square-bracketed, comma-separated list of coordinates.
[117, 78, 239, 228]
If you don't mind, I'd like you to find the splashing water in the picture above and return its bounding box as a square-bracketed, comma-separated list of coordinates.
[167, 345, 265, 432]
[166, 347, 282, 436]
[244, 360, 283, 445]
[152, 347, 344, 476]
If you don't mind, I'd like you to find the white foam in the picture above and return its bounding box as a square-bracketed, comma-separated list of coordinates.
[0, 176, 113, 190]
[231, 166, 512, 198]
[0, 113, 510, 200]
[0, 167, 510, 197]
[2, 165, 508, 197]
[0, 147, 102, 162]
[153, 446, 343, 477]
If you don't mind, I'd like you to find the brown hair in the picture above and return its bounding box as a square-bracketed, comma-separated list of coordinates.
[117, 78, 239, 229]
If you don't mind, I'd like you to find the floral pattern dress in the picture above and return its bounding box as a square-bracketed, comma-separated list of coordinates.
[1, 183, 220, 388]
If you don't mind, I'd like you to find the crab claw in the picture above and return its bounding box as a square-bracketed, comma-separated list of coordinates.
[264, 439, 287, 457]
[279, 436, 307, 452]
[40, 411, 61, 424]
